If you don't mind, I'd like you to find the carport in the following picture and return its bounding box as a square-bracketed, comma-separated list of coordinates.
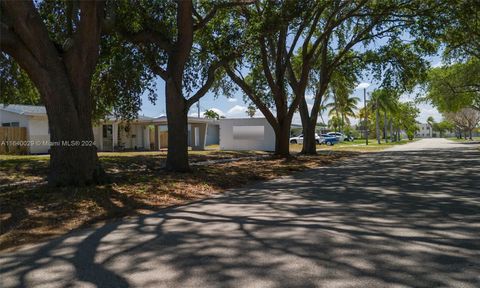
[152, 117, 217, 151]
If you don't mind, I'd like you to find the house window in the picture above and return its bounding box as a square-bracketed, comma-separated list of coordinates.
[103, 125, 112, 138]
[233, 126, 264, 140]
[1, 122, 19, 127]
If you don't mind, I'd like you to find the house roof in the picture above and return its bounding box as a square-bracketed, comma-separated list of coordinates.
[0, 104, 155, 122]
[152, 116, 217, 124]
[104, 115, 155, 123]
[0, 104, 47, 116]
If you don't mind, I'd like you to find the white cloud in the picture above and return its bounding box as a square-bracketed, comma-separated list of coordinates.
[225, 105, 265, 118]
[227, 98, 238, 103]
[432, 61, 444, 68]
[208, 107, 225, 117]
[226, 105, 248, 117]
[227, 104, 246, 114]
[417, 104, 442, 123]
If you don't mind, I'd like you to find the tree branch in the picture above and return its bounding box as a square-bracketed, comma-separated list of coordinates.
[224, 65, 279, 131]
[259, 36, 277, 94]
[186, 60, 226, 108]
[147, 61, 168, 80]
[1, 0, 58, 67]
[193, 0, 255, 30]
[0, 22, 20, 52]
[119, 29, 173, 52]
[65, 0, 105, 79]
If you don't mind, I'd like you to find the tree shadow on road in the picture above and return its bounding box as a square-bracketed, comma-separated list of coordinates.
[1, 148, 479, 288]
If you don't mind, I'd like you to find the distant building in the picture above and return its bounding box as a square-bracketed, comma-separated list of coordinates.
[415, 123, 432, 138]
[415, 122, 457, 138]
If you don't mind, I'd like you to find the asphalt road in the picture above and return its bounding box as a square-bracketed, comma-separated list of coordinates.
[1, 138, 479, 288]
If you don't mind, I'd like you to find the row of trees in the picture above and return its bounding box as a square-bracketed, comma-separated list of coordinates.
[1, 0, 474, 186]
[354, 89, 420, 142]
[423, 58, 479, 139]
[421, 0, 479, 139]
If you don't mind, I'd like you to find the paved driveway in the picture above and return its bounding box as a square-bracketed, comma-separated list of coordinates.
[1, 139, 479, 288]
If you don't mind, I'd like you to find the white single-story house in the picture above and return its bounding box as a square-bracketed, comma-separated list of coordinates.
[219, 117, 275, 151]
[1, 104, 279, 154]
[0, 104, 51, 154]
[0, 105, 223, 154]
[93, 116, 154, 152]
[151, 116, 219, 151]
[0, 104, 156, 153]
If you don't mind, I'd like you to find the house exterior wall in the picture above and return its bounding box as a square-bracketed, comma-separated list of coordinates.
[117, 124, 147, 150]
[206, 124, 219, 145]
[92, 125, 102, 150]
[28, 116, 50, 154]
[1, 107, 154, 153]
[0, 111, 50, 154]
[219, 118, 275, 151]
[0, 110, 30, 128]
[415, 123, 432, 138]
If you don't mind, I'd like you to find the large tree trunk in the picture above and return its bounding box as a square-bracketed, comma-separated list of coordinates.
[164, 0, 193, 172]
[274, 119, 291, 156]
[302, 121, 318, 155]
[165, 79, 190, 172]
[299, 99, 318, 155]
[1, 1, 106, 186]
[42, 60, 106, 186]
[47, 110, 103, 186]
[39, 72, 105, 186]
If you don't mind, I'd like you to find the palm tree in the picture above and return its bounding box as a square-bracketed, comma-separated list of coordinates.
[328, 115, 342, 132]
[203, 109, 220, 120]
[338, 93, 360, 128]
[427, 116, 435, 137]
[326, 93, 360, 132]
[370, 89, 399, 143]
[326, 69, 358, 132]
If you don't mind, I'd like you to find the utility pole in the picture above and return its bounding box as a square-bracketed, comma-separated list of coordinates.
[364, 88, 369, 145]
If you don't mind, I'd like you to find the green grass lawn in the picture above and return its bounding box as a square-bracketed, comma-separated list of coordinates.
[446, 137, 480, 142]
[290, 138, 415, 153]
[326, 139, 416, 152]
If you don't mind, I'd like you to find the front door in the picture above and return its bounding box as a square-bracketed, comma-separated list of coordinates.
[102, 125, 113, 151]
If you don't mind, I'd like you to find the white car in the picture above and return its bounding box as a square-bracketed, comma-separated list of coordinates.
[289, 134, 321, 144]
[326, 132, 346, 142]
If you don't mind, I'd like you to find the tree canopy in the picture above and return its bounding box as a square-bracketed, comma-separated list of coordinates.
[424, 59, 480, 113]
